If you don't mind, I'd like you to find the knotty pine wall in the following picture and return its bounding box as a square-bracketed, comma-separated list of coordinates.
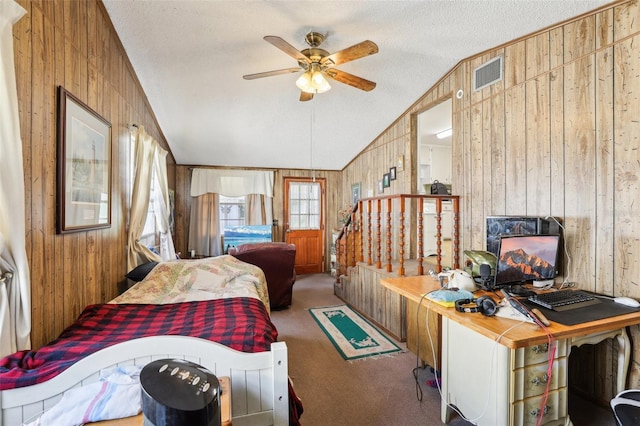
[12, 0, 175, 349]
[341, 0, 640, 401]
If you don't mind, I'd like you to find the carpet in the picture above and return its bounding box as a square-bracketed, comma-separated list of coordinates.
[309, 305, 401, 360]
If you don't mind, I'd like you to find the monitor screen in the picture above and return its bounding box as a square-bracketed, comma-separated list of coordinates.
[493, 234, 560, 287]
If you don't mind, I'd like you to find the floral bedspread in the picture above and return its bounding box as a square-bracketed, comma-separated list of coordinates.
[111, 255, 270, 312]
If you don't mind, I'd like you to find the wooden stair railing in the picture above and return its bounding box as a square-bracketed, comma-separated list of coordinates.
[335, 194, 460, 279]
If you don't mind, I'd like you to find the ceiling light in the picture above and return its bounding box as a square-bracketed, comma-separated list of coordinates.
[296, 64, 331, 94]
[436, 128, 452, 139]
[296, 72, 313, 93]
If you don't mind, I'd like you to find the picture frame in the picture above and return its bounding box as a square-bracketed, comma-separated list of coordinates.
[351, 182, 361, 205]
[396, 155, 404, 171]
[57, 86, 112, 234]
[378, 179, 384, 194]
[389, 166, 397, 181]
[383, 173, 391, 188]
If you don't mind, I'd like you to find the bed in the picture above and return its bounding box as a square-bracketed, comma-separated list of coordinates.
[0, 255, 302, 426]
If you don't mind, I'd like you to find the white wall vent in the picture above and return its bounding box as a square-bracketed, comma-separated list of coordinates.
[473, 56, 503, 92]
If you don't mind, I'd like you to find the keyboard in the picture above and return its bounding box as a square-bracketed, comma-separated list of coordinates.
[527, 290, 602, 311]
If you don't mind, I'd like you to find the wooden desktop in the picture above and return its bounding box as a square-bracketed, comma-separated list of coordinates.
[381, 276, 640, 425]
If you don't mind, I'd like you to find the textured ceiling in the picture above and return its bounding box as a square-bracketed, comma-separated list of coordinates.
[102, 0, 610, 171]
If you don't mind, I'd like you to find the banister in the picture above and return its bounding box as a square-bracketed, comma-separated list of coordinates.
[335, 194, 460, 278]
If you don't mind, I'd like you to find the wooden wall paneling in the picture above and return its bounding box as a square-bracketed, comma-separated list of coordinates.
[563, 55, 597, 289]
[489, 92, 506, 217]
[524, 75, 551, 217]
[479, 98, 492, 245]
[503, 84, 526, 214]
[467, 102, 483, 247]
[548, 60, 566, 223]
[11, 0, 176, 348]
[504, 42, 526, 90]
[525, 32, 550, 80]
[614, 0, 640, 41]
[613, 34, 640, 297]
[595, 46, 615, 297]
[460, 100, 474, 251]
[595, 7, 614, 49]
[469, 54, 487, 106]
[564, 16, 596, 63]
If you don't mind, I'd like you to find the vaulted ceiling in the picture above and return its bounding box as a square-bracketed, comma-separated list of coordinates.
[102, 0, 610, 171]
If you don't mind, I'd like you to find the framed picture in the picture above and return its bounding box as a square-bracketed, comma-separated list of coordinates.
[378, 179, 384, 194]
[389, 166, 397, 181]
[383, 173, 391, 188]
[396, 155, 404, 171]
[351, 182, 361, 205]
[57, 86, 112, 233]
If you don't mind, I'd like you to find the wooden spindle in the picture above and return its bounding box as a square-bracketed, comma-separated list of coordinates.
[452, 197, 460, 269]
[386, 198, 392, 272]
[376, 199, 382, 269]
[358, 202, 363, 263]
[435, 197, 443, 273]
[367, 199, 372, 266]
[417, 198, 424, 275]
[398, 196, 405, 276]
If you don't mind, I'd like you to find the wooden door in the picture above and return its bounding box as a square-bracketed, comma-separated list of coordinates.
[284, 177, 325, 274]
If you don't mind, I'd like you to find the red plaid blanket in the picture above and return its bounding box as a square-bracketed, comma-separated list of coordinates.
[0, 297, 276, 390]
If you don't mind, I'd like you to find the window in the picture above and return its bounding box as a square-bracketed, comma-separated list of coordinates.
[288, 182, 320, 230]
[219, 195, 245, 232]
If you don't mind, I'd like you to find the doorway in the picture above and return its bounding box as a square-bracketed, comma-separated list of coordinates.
[284, 177, 325, 274]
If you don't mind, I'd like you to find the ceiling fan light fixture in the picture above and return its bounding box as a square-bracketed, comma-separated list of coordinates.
[296, 72, 313, 93]
[311, 70, 331, 93]
[296, 68, 331, 94]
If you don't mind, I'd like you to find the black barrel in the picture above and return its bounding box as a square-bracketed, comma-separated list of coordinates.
[141, 359, 221, 426]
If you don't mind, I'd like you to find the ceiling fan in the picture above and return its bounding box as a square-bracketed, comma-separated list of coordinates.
[243, 31, 378, 102]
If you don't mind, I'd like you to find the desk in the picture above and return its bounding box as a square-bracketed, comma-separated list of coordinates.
[381, 276, 640, 425]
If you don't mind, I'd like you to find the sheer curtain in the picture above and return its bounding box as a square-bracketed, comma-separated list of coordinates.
[188, 193, 221, 257]
[246, 194, 273, 225]
[0, 0, 30, 357]
[127, 126, 162, 271]
[152, 146, 176, 261]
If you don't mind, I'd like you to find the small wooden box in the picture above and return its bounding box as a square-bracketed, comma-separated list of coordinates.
[90, 376, 232, 425]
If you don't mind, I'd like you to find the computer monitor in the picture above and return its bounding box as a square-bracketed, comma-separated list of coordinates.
[493, 234, 561, 288]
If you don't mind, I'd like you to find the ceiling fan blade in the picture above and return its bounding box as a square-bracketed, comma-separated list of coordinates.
[300, 91, 314, 102]
[321, 40, 378, 66]
[243, 67, 301, 80]
[264, 36, 310, 64]
[324, 69, 376, 92]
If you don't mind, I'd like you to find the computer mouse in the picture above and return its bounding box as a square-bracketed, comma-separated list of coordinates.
[613, 296, 640, 307]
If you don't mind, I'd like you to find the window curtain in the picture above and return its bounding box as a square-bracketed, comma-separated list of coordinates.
[246, 194, 273, 225]
[152, 146, 176, 261]
[0, 0, 30, 357]
[127, 126, 162, 271]
[190, 169, 274, 197]
[188, 193, 221, 257]
[188, 169, 274, 255]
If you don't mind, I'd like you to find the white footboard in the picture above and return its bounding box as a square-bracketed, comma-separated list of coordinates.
[0, 336, 289, 426]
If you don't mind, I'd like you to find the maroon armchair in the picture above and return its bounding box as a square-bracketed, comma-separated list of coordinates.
[229, 242, 296, 310]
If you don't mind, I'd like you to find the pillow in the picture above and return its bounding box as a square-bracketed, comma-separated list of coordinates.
[125, 261, 159, 282]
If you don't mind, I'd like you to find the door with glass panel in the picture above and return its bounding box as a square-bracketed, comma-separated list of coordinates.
[284, 177, 325, 274]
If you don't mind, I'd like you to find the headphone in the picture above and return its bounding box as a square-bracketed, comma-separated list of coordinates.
[455, 296, 499, 316]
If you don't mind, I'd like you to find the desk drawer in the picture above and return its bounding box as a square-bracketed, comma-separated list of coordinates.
[513, 388, 568, 426]
[514, 358, 567, 400]
[514, 340, 567, 368]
